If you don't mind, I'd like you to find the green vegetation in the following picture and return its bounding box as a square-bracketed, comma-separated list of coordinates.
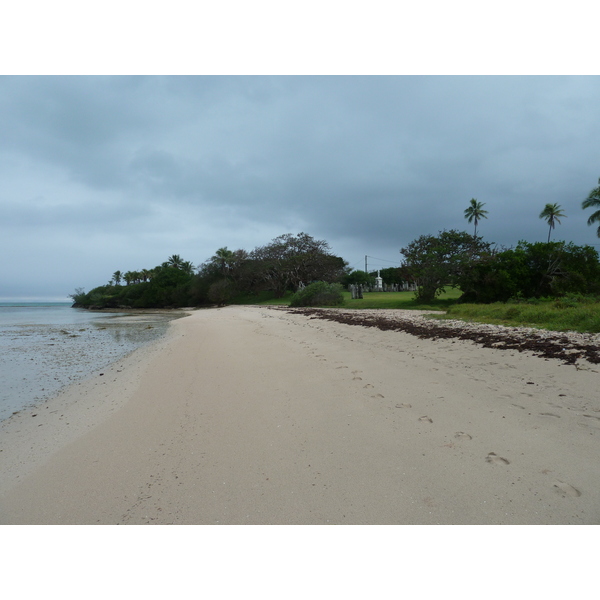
[70, 178, 600, 334]
[341, 269, 374, 287]
[340, 267, 407, 288]
[70, 261, 197, 309]
[290, 282, 344, 307]
[582, 178, 600, 237]
[208, 279, 236, 307]
[245, 288, 600, 333]
[230, 290, 295, 306]
[440, 296, 600, 334]
[70, 233, 348, 310]
[338, 288, 462, 310]
[458, 241, 600, 303]
[400, 230, 491, 302]
[242, 287, 461, 311]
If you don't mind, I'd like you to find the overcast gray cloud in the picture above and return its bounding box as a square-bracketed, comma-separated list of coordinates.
[2, 75, 600, 300]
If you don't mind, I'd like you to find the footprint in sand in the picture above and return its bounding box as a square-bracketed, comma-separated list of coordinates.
[371, 394, 385, 399]
[363, 384, 374, 389]
[454, 432, 472, 440]
[553, 480, 581, 498]
[583, 414, 600, 421]
[395, 403, 412, 409]
[352, 377, 363, 381]
[486, 452, 510, 465]
[539, 413, 561, 418]
[419, 416, 433, 423]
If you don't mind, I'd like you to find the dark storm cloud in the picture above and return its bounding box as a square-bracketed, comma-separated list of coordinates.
[2, 75, 600, 299]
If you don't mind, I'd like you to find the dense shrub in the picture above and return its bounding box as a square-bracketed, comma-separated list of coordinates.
[208, 279, 236, 306]
[458, 241, 600, 303]
[70, 265, 196, 309]
[289, 281, 344, 307]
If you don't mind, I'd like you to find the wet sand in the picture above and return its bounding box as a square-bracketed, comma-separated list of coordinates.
[0, 309, 189, 421]
[1, 305, 598, 524]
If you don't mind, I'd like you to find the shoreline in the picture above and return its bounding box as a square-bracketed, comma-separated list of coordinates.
[0, 312, 188, 494]
[78, 307, 197, 314]
[1, 305, 599, 524]
[0, 307, 191, 422]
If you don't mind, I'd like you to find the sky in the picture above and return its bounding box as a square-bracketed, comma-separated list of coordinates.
[2, 2, 600, 301]
[2, 75, 600, 300]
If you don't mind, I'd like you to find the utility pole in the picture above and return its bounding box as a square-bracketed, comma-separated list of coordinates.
[365, 255, 368, 274]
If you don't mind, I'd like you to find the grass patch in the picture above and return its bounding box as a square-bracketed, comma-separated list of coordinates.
[441, 299, 600, 333]
[338, 288, 462, 310]
[233, 287, 600, 333]
[236, 287, 462, 311]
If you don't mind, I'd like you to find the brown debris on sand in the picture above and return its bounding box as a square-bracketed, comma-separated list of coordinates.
[281, 307, 600, 365]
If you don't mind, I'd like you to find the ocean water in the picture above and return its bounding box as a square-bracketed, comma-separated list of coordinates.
[0, 302, 186, 422]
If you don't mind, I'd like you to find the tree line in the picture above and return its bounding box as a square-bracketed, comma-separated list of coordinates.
[71, 178, 600, 309]
[70, 233, 348, 309]
[400, 231, 600, 303]
[400, 179, 600, 303]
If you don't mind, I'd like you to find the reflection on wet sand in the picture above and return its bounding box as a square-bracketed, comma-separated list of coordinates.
[0, 310, 189, 421]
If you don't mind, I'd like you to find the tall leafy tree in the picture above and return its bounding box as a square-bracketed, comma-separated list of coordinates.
[400, 229, 492, 302]
[250, 232, 347, 297]
[539, 203, 566, 243]
[464, 198, 488, 236]
[582, 177, 600, 237]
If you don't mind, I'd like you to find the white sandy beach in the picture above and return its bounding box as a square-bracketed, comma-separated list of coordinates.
[1, 305, 598, 524]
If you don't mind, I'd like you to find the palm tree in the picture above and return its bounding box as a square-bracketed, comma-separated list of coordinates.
[212, 247, 235, 277]
[112, 270, 122, 286]
[464, 198, 488, 237]
[539, 203, 566, 243]
[181, 260, 195, 276]
[167, 254, 184, 269]
[582, 177, 600, 237]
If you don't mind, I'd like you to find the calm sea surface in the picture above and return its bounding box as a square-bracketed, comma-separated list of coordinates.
[0, 302, 185, 422]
